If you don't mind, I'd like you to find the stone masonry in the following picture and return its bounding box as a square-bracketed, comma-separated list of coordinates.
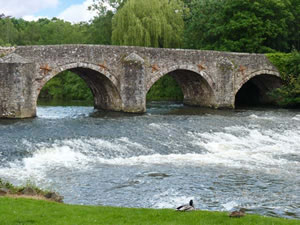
[0, 45, 281, 118]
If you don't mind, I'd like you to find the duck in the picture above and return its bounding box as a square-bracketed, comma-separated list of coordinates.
[176, 200, 195, 212]
[229, 208, 246, 218]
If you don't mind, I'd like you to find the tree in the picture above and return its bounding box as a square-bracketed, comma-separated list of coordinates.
[40, 71, 93, 101]
[111, 0, 185, 48]
[0, 14, 11, 19]
[20, 21, 41, 45]
[287, 0, 300, 51]
[0, 17, 18, 45]
[184, 0, 224, 50]
[88, 0, 127, 15]
[185, 0, 293, 53]
[147, 75, 183, 101]
[88, 11, 114, 44]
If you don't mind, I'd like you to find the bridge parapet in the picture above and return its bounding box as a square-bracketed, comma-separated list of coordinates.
[0, 47, 16, 58]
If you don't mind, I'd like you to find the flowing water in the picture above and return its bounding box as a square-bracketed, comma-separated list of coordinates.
[0, 102, 299, 219]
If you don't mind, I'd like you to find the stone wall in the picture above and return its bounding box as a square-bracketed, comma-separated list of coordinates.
[0, 47, 16, 57]
[0, 44, 281, 118]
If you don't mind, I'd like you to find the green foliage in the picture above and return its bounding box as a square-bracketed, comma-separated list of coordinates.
[0, 17, 90, 46]
[0, 197, 299, 225]
[0, 18, 18, 45]
[185, 0, 294, 53]
[89, 11, 113, 45]
[286, 0, 300, 50]
[89, 0, 127, 15]
[0, 178, 49, 195]
[39, 71, 93, 101]
[147, 75, 183, 101]
[0, 178, 15, 191]
[112, 0, 185, 48]
[267, 51, 300, 107]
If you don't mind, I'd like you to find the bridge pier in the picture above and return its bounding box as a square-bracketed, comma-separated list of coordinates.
[213, 57, 236, 109]
[0, 55, 37, 118]
[120, 53, 147, 113]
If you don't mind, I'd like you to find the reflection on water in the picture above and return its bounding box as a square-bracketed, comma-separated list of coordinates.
[0, 101, 299, 220]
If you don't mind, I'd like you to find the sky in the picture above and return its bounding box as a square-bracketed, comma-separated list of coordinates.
[0, 0, 98, 23]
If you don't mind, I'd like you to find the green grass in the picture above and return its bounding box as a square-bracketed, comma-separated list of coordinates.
[0, 197, 298, 225]
[0, 179, 50, 196]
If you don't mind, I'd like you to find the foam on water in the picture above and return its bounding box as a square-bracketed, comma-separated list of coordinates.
[222, 201, 239, 211]
[292, 114, 300, 121]
[0, 145, 91, 184]
[1, 123, 299, 185]
[150, 189, 194, 209]
[149, 123, 162, 129]
[248, 114, 278, 121]
[189, 126, 300, 175]
[0, 136, 161, 184]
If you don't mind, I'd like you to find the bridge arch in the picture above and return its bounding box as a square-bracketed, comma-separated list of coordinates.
[147, 65, 216, 107]
[234, 69, 282, 107]
[36, 62, 122, 111]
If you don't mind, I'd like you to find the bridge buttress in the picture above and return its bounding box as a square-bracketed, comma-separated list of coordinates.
[213, 57, 236, 109]
[120, 53, 147, 113]
[0, 62, 37, 118]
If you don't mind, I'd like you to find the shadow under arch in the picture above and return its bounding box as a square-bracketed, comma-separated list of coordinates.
[147, 67, 216, 107]
[235, 70, 283, 107]
[36, 62, 122, 111]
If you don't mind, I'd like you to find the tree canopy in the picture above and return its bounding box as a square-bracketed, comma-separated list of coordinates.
[89, 0, 127, 15]
[111, 0, 185, 48]
[185, 0, 295, 53]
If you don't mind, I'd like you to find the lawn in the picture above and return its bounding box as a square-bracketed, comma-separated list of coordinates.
[0, 197, 298, 225]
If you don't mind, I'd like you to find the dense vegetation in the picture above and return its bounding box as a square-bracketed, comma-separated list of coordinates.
[0, 0, 299, 106]
[267, 51, 300, 107]
[0, 197, 299, 225]
[146, 75, 183, 101]
[39, 71, 93, 101]
[184, 0, 299, 53]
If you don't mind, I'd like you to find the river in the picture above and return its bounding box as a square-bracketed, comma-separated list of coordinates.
[0, 102, 299, 219]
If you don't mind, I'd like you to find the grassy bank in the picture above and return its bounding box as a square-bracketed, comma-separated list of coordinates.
[0, 178, 63, 203]
[0, 197, 298, 225]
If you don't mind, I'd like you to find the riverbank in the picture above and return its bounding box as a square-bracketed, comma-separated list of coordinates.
[0, 178, 63, 203]
[0, 197, 298, 225]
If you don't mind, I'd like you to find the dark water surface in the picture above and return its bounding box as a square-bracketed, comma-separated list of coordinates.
[0, 102, 299, 219]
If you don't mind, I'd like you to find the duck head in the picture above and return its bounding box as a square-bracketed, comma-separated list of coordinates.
[239, 208, 246, 213]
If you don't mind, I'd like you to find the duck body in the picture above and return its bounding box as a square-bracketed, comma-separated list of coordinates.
[176, 200, 195, 212]
[229, 209, 246, 218]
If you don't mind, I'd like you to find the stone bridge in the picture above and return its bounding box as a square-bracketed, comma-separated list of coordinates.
[0, 45, 282, 118]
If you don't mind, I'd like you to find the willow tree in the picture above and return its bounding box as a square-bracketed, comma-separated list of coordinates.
[111, 0, 185, 48]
